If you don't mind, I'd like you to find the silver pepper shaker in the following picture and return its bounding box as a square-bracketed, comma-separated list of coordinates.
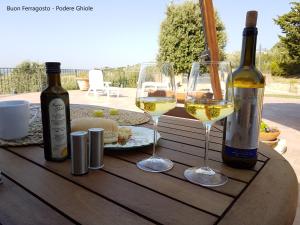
[88, 128, 104, 169]
[70, 131, 89, 175]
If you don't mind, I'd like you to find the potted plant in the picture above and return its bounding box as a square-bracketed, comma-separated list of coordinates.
[75, 72, 89, 91]
[259, 121, 281, 148]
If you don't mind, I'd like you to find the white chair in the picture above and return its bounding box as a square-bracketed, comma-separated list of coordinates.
[87, 70, 119, 97]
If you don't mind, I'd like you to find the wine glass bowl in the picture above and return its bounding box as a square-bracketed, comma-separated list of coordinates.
[184, 61, 233, 187]
[135, 62, 176, 172]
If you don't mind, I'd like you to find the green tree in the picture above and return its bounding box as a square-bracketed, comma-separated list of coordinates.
[271, 2, 300, 76]
[157, 1, 227, 74]
[270, 42, 300, 76]
[274, 2, 300, 61]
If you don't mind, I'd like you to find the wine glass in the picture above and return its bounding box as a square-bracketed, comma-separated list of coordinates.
[136, 62, 177, 172]
[184, 61, 233, 187]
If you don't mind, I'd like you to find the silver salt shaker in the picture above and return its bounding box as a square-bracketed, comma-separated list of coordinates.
[88, 128, 104, 169]
[70, 131, 89, 175]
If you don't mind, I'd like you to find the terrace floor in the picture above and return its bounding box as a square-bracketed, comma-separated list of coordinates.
[1, 88, 300, 224]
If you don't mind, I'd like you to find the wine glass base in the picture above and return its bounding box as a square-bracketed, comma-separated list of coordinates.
[184, 167, 228, 187]
[137, 156, 173, 172]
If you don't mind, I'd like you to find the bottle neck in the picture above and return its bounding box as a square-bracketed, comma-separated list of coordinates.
[240, 28, 257, 67]
[47, 73, 61, 87]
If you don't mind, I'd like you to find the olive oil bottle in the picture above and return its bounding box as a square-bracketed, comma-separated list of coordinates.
[40, 62, 71, 161]
[222, 11, 265, 169]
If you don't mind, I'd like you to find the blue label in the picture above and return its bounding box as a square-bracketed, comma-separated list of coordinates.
[224, 146, 257, 158]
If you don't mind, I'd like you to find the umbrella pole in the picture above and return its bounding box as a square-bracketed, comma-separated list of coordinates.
[199, 0, 222, 99]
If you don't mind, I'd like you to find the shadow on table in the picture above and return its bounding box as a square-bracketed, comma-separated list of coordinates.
[263, 103, 300, 131]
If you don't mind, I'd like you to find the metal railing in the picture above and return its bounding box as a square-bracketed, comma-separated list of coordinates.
[0, 68, 88, 95]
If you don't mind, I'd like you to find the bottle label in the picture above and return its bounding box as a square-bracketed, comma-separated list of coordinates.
[224, 145, 257, 158]
[49, 98, 68, 159]
[225, 88, 264, 150]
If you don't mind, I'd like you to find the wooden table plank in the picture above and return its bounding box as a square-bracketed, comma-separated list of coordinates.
[138, 145, 257, 182]
[151, 124, 223, 145]
[145, 121, 222, 144]
[108, 150, 246, 197]
[101, 155, 233, 216]
[218, 150, 298, 225]
[160, 115, 268, 162]
[158, 131, 224, 152]
[0, 176, 74, 225]
[6, 146, 232, 217]
[0, 148, 154, 225]
[155, 122, 268, 162]
[157, 121, 223, 138]
[6, 146, 218, 225]
[144, 120, 266, 169]
[162, 144, 262, 171]
[158, 132, 266, 169]
[156, 132, 258, 168]
[160, 115, 223, 132]
[155, 138, 265, 170]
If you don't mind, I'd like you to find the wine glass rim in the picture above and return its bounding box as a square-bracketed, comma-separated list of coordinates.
[140, 62, 174, 65]
[193, 60, 231, 65]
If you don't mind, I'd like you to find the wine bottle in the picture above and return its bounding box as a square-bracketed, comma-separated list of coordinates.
[40, 62, 71, 161]
[222, 11, 265, 169]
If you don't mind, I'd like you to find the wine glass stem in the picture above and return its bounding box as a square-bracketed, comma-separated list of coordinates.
[204, 123, 212, 168]
[152, 116, 159, 157]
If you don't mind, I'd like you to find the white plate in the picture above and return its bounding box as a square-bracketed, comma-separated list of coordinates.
[105, 126, 160, 149]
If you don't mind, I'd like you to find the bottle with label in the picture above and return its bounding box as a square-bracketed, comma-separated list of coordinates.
[40, 62, 71, 161]
[222, 11, 265, 169]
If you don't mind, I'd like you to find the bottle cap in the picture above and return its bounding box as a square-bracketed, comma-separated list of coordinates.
[45, 62, 61, 74]
[245, 11, 258, 28]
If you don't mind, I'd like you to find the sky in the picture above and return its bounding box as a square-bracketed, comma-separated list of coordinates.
[0, 0, 292, 69]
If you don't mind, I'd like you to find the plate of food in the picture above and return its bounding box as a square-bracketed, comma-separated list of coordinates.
[71, 117, 160, 149]
[106, 126, 160, 149]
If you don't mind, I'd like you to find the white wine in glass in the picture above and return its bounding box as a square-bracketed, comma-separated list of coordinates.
[184, 61, 234, 187]
[136, 62, 176, 172]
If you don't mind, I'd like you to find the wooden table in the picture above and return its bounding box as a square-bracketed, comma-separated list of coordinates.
[0, 113, 298, 225]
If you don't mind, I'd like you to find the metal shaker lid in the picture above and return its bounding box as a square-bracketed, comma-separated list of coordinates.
[71, 131, 88, 136]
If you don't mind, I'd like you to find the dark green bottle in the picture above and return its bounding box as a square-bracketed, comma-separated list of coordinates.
[40, 62, 71, 161]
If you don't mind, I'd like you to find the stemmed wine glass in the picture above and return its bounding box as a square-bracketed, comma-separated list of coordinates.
[136, 62, 177, 172]
[184, 61, 233, 187]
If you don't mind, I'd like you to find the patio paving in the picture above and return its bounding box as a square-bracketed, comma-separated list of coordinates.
[1, 88, 300, 224]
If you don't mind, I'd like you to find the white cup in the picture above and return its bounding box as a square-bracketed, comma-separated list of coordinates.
[0, 100, 36, 140]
